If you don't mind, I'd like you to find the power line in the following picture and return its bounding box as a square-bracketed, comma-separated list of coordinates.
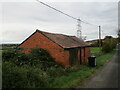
[36, 0, 98, 27]
[36, 0, 77, 20]
[80, 20, 98, 27]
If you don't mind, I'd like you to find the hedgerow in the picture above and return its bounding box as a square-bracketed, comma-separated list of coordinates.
[2, 48, 67, 88]
[2, 61, 50, 88]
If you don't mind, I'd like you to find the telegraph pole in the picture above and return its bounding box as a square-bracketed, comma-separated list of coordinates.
[77, 18, 82, 39]
[99, 25, 101, 47]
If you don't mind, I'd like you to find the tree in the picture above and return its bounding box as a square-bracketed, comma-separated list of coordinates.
[102, 38, 117, 53]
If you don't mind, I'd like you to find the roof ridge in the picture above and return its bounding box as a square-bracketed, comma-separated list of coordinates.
[36, 29, 74, 37]
[36, 29, 89, 48]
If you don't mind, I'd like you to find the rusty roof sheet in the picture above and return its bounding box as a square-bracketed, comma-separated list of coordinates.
[37, 30, 90, 49]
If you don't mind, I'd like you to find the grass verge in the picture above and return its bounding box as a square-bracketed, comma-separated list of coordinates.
[50, 50, 115, 88]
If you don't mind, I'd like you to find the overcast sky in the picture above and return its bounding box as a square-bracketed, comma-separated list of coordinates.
[0, 0, 119, 44]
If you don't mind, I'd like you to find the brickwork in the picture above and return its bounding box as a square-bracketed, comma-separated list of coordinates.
[19, 30, 90, 67]
[19, 31, 70, 67]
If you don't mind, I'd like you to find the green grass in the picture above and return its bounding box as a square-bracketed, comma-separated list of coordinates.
[51, 65, 95, 88]
[0, 50, 2, 52]
[96, 50, 115, 67]
[50, 48, 115, 88]
[91, 47, 101, 54]
[90, 47, 103, 56]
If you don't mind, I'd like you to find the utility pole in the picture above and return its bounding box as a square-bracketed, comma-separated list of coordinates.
[98, 25, 101, 47]
[77, 18, 82, 39]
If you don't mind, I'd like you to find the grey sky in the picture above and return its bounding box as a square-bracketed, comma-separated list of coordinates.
[0, 0, 119, 44]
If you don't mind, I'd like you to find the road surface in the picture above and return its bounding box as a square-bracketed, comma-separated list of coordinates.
[78, 44, 120, 88]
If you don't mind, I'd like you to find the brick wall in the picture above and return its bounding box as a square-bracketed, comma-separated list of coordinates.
[19, 31, 70, 67]
[19, 31, 90, 67]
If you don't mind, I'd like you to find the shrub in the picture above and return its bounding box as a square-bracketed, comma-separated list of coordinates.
[2, 48, 59, 69]
[47, 66, 65, 77]
[28, 48, 54, 62]
[64, 67, 73, 73]
[102, 40, 112, 53]
[102, 38, 117, 53]
[2, 61, 50, 88]
[2, 61, 27, 88]
[27, 48, 59, 70]
[2, 48, 66, 88]
[2, 49, 16, 62]
[2, 49, 29, 66]
[110, 38, 117, 49]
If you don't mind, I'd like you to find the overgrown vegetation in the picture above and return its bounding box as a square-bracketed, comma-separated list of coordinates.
[1, 44, 18, 50]
[102, 38, 117, 53]
[2, 43, 116, 88]
[3, 61, 50, 88]
[2, 48, 64, 88]
[2, 48, 58, 69]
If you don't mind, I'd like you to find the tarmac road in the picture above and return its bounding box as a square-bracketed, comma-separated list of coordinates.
[79, 44, 120, 88]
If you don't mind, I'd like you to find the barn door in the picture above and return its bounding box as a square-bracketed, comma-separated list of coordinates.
[69, 48, 79, 66]
[81, 47, 86, 63]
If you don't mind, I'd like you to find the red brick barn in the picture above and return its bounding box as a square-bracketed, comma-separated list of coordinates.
[19, 30, 91, 67]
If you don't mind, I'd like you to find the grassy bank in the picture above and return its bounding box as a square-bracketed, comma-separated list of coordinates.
[90, 47, 102, 56]
[50, 48, 115, 88]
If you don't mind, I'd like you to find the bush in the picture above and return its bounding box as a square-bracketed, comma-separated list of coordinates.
[2, 48, 59, 69]
[2, 48, 66, 88]
[110, 38, 117, 49]
[47, 66, 66, 77]
[102, 41, 112, 53]
[2, 49, 16, 61]
[2, 61, 50, 88]
[2, 49, 29, 66]
[102, 38, 117, 53]
[27, 48, 59, 70]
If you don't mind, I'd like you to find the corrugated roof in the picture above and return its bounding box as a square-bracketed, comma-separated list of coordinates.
[37, 30, 90, 49]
